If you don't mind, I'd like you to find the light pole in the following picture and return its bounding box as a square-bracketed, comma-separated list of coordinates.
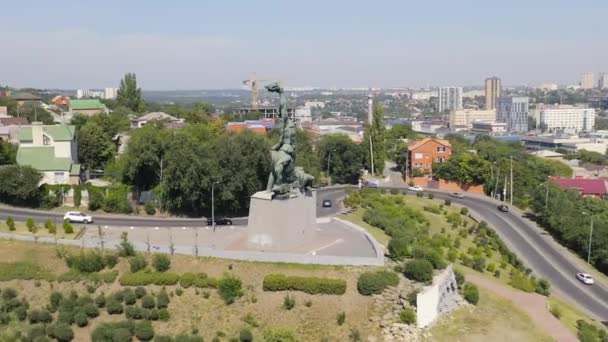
[326, 149, 336, 186]
[212, 181, 219, 232]
[582, 212, 595, 264]
[545, 184, 549, 210]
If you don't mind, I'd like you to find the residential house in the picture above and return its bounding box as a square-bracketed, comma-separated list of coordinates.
[130, 112, 184, 129]
[550, 177, 608, 198]
[226, 119, 275, 135]
[16, 123, 80, 185]
[70, 99, 108, 116]
[52, 95, 70, 111]
[9, 92, 42, 107]
[407, 137, 452, 175]
[0, 116, 28, 126]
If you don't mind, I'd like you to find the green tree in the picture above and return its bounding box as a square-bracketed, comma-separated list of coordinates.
[122, 124, 171, 192]
[116, 72, 145, 113]
[0, 140, 17, 165]
[318, 134, 363, 184]
[362, 105, 386, 175]
[0, 165, 42, 206]
[78, 121, 116, 171]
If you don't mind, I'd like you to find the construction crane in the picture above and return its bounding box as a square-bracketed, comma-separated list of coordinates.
[242, 72, 271, 110]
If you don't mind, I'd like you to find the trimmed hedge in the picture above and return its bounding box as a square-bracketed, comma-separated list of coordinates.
[402, 259, 434, 282]
[179, 272, 218, 289]
[119, 272, 179, 286]
[357, 270, 400, 295]
[463, 282, 479, 305]
[263, 274, 346, 295]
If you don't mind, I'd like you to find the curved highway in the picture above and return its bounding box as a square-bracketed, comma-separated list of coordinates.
[422, 189, 608, 321]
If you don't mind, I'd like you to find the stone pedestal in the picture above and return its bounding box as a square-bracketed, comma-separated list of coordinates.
[247, 189, 317, 252]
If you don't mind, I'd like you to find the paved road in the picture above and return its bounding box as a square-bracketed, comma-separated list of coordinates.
[0, 188, 346, 228]
[400, 188, 608, 321]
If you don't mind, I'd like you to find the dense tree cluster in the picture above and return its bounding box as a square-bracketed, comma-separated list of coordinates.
[362, 105, 387, 175]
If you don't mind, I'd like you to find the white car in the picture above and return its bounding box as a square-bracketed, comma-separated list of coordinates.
[408, 185, 423, 192]
[576, 272, 595, 285]
[63, 211, 94, 224]
[450, 192, 465, 199]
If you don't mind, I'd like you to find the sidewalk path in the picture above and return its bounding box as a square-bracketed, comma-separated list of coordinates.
[466, 273, 576, 342]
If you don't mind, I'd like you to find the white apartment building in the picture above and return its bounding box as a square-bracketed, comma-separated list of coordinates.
[294, 106, 312, 123]
[580, 72, 594, 90]
[449, 109, 496, 130]
[534, 105, 595, 133]
[104, 87, 119, 100]
[599, 73, 608, 89]
[304, 101, 325, 109]
[496, 97, 529, 133]
[438, 87, 463, 113]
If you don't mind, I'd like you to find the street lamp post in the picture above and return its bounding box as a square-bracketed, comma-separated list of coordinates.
[326, 149, 336, 186]
[212, 181, 219, 232]
[582, 212, 595, 264]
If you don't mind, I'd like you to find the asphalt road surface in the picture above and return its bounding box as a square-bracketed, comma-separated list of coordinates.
[0, 188, 346, 228]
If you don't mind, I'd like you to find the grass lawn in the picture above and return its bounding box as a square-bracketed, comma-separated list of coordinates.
[340, 208, 390, 246]
[426, 287, 553, 342]
[0, 240, 383, 342]
[0, 220, 79, 239]
[547, 295, 603, 335]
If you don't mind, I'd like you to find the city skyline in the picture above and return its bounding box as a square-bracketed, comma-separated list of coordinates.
[1, 0, 608, 90]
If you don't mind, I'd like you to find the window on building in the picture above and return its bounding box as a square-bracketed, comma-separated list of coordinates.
[436, 157, 446, 162]
[54, 172, 66, 184]
[437, 146, 446, 152]
[43, 134, 51, 145]
[414, 153, 423, 159]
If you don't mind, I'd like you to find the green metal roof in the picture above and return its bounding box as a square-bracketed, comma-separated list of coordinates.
[70, 99, 106, 110]
[16, 147, 72, 171]
[70, 164, 81, 176]
[17, 125, 75, 142]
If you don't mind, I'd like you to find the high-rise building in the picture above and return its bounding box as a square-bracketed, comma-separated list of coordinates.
[76, 89, 84, 99]
[580, 72, 594, 89]
[534, 105, 595, 133]
[485, 77, 501, 110]
[438, 87, 462, 113]
[496, 97, 529, 133]
[104, 87, 119, 100]
[599, 73, 608, 89]
[367, 94, 373, 124]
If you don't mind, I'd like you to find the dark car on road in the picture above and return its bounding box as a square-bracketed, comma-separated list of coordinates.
[498, 204, 509, 212]
[207, 217, 232, 226]
[322, 199, 332, 208]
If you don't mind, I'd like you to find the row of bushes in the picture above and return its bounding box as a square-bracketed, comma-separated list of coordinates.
[180, 272, 218, 288]
[91, 320, 155, 341]
[65, 251, 118, 273]
[57, 269, 118, 283]
[263, 274, 347, 295]
[119, 271, 180, 286]
[357, 270, 399, 295]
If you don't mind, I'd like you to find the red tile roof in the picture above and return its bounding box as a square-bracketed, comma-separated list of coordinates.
[551, 178, 608, 196]
[407, 137, 452, 151]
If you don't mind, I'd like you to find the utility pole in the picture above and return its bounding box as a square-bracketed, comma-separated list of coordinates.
[369, 134, 375, 175]
[545, 184, 549, 209]
[510, 156, 513, 206]
[326, 150, 332, 186]
[212, 181, 219, 232]
[494, 168, 501, 200]
[503, 175, 507, 202]
[588, 216, 594, 264]
[405, 149, 409, 183]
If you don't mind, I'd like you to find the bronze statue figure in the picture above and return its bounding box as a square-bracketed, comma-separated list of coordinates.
[265, 82, 314, 196]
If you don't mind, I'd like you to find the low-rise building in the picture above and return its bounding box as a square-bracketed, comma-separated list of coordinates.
[449, 109, 496, 129]
[130, 112, 184, 129]
[521, 134, 608, 154]
[69, 99, 108, 116]
[531, 104, 595, 133]
[226, 119, 275, 135]
[16, 123, 80, 185]
[412, 120, 449, 134]
[550, 177, 608, 198]
[52, 95, 70, 111]
[470, 122, 507, 135]
[407, 137, 452, 174]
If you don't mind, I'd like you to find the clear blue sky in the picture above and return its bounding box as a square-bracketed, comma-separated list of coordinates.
[2, 0, 607, 89]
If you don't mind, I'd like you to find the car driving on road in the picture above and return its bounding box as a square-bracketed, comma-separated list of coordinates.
[207, 217, 232, 226]
[63, 211, 93, 224]
[498, 204, 509, 212]
[450, 192, 465, 199]
[322, 199, 332, 208]
[408, 185, 423, 192]
[576, 272, 595, 285]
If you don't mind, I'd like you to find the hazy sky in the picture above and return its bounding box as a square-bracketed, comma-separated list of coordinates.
[2, 0, 607, 89]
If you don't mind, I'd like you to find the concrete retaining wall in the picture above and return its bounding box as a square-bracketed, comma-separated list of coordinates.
[416, 264, 460, 328]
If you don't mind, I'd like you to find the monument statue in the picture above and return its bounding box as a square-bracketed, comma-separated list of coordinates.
[265, 82, 314, 196]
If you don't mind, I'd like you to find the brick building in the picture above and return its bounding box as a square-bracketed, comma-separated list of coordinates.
[407, 137, 452, 174]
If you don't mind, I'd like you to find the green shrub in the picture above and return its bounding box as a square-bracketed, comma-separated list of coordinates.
[153, 254, 171, 272]
[144, 201, 156, 215]
[550, 304, 562, 319]
[6, 216, 15, 231]
[218, 275, 244, 305]
[48, 322, 74, 342]
[125, 305, 144, 320]
[74, 187, 82, 207]
[95, 294, 105, 308]
[472, 256, 487, 272]
[427, 193, 434, 199]
[406, 289, 419, 307]
[28, 309, 53, 324]
[157, 290, 170, 309]
[180, 272, 196, 288]
[158, 308, 170, 321]
[106, 300, 123, 314]
[416, 191, 423, 198]
[129, 254, 147, 273]
[62, 221, 74, 234]
[74, 311, 88, 327]
[494, 270, 501, 278]
[403, 259, 434, 282]
[135, 286, 146, 299]
[400, 307, 416, 324]
[388, 236, 410, 260]
[15, 306, 27, 321]
[263, 274, 347, 295]
[509, 272, 536, 293]
[263, 327, 297, 342]
[413, 247, 447, 270]
[123, 288, 137, 305]
[576, 320, 604, 342]
[175, 287, 183, 296]
[239, 328, 253, 342]
[26, 217, 36, 232]
[486, 263, 496, 273]
[82, 303, 99, 318]
[65, 252, 106, 273]
[423, 205, 442, 214]
[535, 279, 551, 296]
[119, 271, 180, 286]
[356, 270, 399, 295]
[104, 254, 118, 268]
[337, 311, 346, 326]
[460, 207, 469, 215]
[282, 294, 295, 310]
[444, 199, 451, 206]
[142, 295, 155, 309]
[463, 282, 479, 305]
[44, 219, 56, 232]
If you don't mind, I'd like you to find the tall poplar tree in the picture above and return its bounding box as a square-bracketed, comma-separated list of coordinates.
[116, 73, 145, 113]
